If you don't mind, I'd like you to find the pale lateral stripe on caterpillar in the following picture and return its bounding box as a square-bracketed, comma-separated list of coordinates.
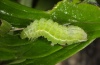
[20, 18, 87, 46]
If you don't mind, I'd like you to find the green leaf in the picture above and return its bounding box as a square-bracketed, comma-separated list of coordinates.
[50, 1, 100, 35]
[9, 34, 95, 65]
[0, 0, 100, 65]
[0, 35, 62, 61]
[0, 0, 50, 27]
[50, 1, 100, 23]
[0, 35, 31, 46]
[0, 48, 16, 61]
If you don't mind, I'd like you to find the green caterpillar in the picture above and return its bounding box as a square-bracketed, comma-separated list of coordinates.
[20, 18, 87, 46]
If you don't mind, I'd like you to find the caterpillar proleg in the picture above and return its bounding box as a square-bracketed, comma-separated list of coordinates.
[20, 18, 87, 46]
